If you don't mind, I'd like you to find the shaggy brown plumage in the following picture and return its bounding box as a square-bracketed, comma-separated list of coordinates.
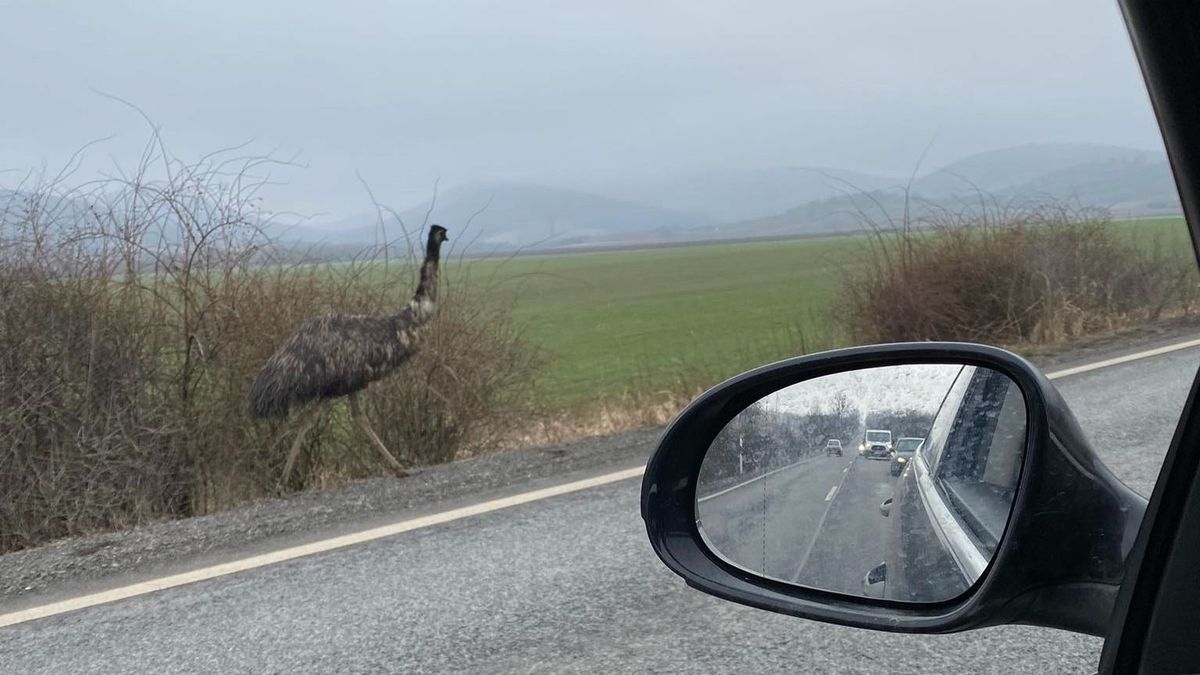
[248, 225, 448, 419]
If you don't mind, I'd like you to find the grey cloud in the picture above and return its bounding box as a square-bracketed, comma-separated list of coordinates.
[0, 0, 1164, 219]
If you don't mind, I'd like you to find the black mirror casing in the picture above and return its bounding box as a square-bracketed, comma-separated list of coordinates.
[640, 342, 1147, 636]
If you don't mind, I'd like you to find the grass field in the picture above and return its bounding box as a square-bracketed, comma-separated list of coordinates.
[443, 216, 1193, 409]
[459, 236, 854, 407]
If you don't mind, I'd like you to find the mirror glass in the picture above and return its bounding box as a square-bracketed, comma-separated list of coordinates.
[696, 363, 1027, 603]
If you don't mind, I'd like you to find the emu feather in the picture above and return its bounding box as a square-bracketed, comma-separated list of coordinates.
[247, 311, 425, 418]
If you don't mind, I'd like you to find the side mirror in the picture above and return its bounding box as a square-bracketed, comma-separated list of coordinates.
[641, 342, 1147, 636]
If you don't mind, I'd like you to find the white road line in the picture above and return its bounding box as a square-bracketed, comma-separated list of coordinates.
[1045, 337, 1200, 380]
[792, 456, 857, 581]
[0, 466, 645, 629]
[697, 456, 816, 503]
[4, 336, 1198, 629]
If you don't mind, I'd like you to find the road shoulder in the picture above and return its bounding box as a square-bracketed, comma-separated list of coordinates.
[0, 427, 655, 607]
[3, 320, 1198, 609]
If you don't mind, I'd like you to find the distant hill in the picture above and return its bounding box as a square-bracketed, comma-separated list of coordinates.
[296, 182, 712, 252]
[713, 143, 1180, 240]
[0, 189, 88, 223]
[607, 167, 897, 223]
[709, 192, 918, 238]
[1004, 155, 1178, 214]
[913, 143, 1164, 196]
[2, 183, 712, 255]
[6, 142, 1182, 256]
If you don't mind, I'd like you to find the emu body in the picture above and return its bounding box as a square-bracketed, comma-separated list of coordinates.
[248, 225, 448, 481]
[248, 307, 428, 419]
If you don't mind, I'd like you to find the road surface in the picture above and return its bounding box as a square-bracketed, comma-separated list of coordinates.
[698, 454, 895, 595]
[0, 340, 1197, 673]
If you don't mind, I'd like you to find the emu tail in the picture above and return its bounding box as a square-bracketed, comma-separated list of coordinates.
[247, 363, 292, 419]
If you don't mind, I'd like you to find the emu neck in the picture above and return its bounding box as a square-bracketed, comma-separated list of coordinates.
[413, 257, 439, 305]
[408, 241, 441, 322]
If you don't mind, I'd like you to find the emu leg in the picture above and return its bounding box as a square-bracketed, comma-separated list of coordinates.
[281, 409, 321, 485]
[349, 391, 408, 477]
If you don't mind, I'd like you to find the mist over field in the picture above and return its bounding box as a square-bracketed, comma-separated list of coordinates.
[1, 0, 1175, 253]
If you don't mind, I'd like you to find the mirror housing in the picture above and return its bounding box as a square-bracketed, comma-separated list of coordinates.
[640, 342, 1147, 636]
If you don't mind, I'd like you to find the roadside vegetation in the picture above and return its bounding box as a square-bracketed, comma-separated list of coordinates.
[1, 139, 1196, 554]
[0, 143, 535, 553]
[468, 213, 1196, 419]
[698, 398, 862, 496]
[840, 204, 1199, 344]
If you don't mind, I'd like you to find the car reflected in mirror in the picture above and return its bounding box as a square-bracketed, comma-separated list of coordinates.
[890, 437, 923, 476]
[695, 363, 1027, 602]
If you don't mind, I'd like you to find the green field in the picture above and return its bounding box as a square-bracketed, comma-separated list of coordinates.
[1112, 215, 1193, 248]
[459, 236, 857, 407]
[447, 216, 1192, 409]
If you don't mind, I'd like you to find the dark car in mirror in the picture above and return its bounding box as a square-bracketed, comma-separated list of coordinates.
[889, 437, 922, 476]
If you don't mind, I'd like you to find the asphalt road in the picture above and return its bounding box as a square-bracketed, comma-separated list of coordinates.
[699, 457, 843, 583]
[1, 342, 1197, 674]
[698, 455, 894, 596]
[795, 456, 894, 594]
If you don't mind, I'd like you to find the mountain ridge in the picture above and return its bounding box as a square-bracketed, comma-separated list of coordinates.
[4, 142, 1178, 254]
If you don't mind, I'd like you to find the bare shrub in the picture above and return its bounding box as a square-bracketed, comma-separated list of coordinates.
[838, 199, 1200, 345]
[0, 179, 186, 551]
[0, 135, 538, 552]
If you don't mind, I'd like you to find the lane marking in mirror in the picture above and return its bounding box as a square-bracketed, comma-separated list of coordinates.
[791, 459, 856, 581]
[697, 456, 818, 503]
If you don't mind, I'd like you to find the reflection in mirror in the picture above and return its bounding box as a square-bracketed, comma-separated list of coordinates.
[696, 364, 1027, 603]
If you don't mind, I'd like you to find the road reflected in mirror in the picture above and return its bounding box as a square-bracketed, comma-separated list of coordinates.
[696, 363, 1027, 602]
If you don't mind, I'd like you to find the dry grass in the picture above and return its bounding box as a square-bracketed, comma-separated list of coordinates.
[838, 200, 1200, 345]
[504, 388, 698, 450]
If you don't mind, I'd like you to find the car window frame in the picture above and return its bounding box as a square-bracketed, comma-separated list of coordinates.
[916, 365, 971, 473]
[911, 433, 989, 583]
[1102, 1, 1200, 671]
[902, 364, 993, 581]
[931, 370, 1027, 556]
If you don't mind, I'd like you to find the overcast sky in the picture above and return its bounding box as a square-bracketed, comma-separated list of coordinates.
[1, 0, 1165, 218]
[765, 364, 967, 420]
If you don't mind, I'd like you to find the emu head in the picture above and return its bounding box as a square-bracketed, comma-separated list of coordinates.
[425, 225, 449, 260]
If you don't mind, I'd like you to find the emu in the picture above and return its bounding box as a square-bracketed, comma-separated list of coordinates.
[248, 224, 449, 482]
